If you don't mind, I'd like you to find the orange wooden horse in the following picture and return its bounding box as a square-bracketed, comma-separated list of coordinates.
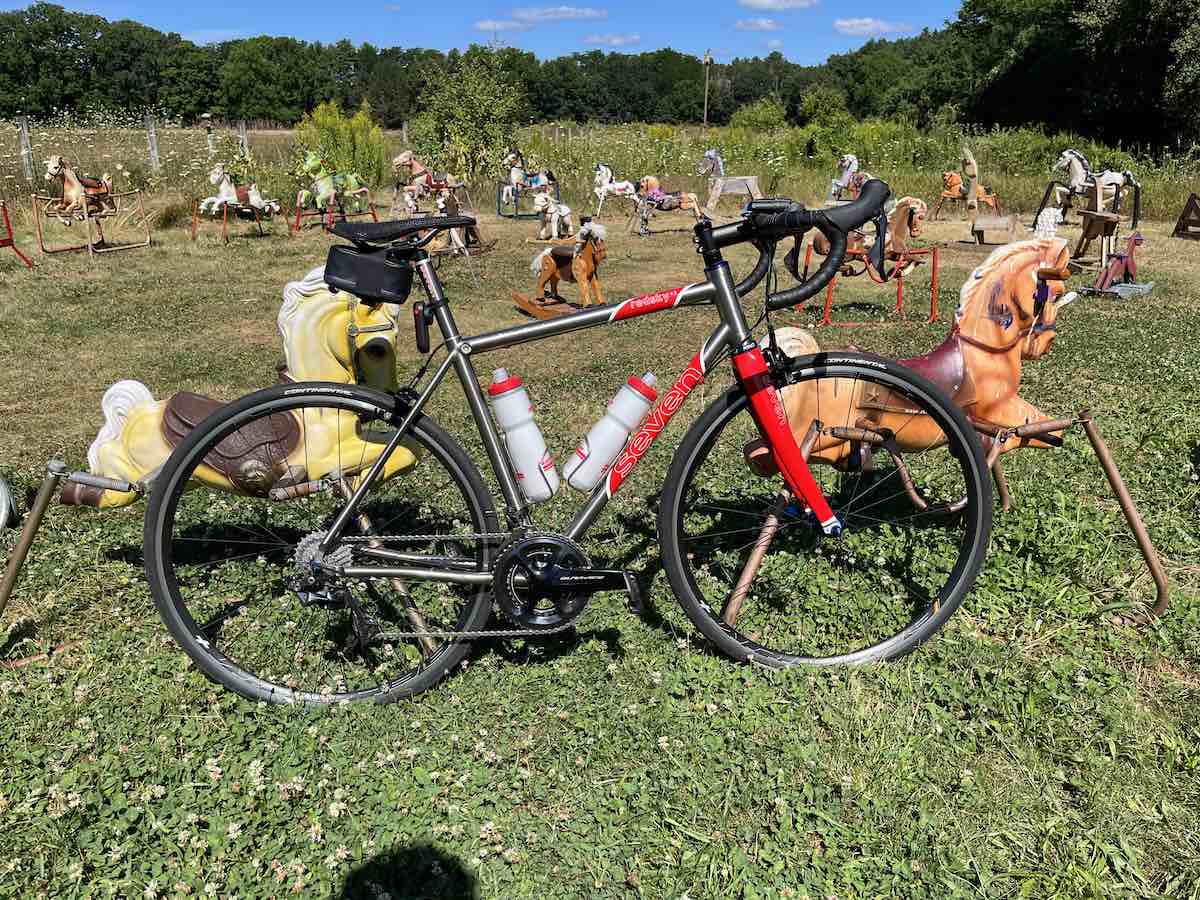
[513, 221, 607, 319]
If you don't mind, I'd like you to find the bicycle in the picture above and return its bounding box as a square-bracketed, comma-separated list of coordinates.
[143, 179, 993, 705]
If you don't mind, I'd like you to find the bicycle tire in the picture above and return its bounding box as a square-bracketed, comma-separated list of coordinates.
[658, 351, 992, 667]
[144, 382, 498, 704]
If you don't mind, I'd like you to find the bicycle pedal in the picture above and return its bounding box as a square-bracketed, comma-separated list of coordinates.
[623, 572, 644, 615]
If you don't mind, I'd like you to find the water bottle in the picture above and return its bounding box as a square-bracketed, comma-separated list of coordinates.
[487, 369, 559, 502]
[564, 373, 657, 492]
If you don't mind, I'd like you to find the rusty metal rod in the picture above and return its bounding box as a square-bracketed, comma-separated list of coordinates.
[991, 461, 1012, 512]
[1078, 410, 1169, 620]
[0, 460, 67, 620]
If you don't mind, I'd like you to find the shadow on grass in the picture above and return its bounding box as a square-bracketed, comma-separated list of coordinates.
[340, 842, 477, 900]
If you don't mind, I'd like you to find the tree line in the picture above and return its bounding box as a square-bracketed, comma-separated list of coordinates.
[1, 1, 1196, 148]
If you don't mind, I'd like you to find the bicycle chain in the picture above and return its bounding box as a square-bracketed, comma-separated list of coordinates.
[341, 531, 589, 640]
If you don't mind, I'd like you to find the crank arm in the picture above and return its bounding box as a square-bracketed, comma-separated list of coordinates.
[535, 566, 643, 612]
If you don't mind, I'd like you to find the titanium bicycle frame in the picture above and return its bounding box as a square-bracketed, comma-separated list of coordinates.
[317, 227, 842, 584]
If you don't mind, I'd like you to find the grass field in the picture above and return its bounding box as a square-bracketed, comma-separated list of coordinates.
[1, 196, 1199, 898]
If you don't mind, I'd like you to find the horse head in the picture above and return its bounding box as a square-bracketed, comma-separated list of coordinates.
[895, 197, 927, 240]
[942, 171, 962, 193]
[955, 238, 1073, 362]
[638, 175, 660, 195]
[44, 155, 67, 182]
[577, 221, 607, 263]
[392, 151, 415, 175]
[278, 267, 400, 390]
[208, 163, 228, 186]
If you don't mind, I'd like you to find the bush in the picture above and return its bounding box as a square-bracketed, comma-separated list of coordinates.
[294, 101, 389, 186]
[410, 47, 528, 179]
[729, 97, 788, 132]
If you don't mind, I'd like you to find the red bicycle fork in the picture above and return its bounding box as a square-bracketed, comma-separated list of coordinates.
[731, 347, 841, 535]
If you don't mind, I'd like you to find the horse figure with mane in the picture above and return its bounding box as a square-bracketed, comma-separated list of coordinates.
[828, 154, 859, 202]
[198, 163, 282, 216]
[697, 149, 762, 213]
[932, 171, 1001, 219]
[501, 150, 557, 208]
[61, 268, 412, 509]
[297, 152, 369, 215]
[42, 155, 114, 226]
[533, 191, 574, 240]
[391, 151, 461, 216]
[592, 163, 637, 217]
[1050, 149, 1139, 215]
[631, 176, 701, 235]
[512, 221, 607, 318]
[749, 238, 1074, 486]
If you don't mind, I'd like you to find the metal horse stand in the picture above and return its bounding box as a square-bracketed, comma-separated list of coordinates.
[0, 462, 142, 623]
[31, 190, 151, 258]
[0, 201, 33, 268]
[974, 410, 1169, 621]
[191, 200, 270, 244]
[799, 242, 940, 326]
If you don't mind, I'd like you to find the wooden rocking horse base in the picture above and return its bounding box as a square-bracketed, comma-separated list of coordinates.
[512, 292, 587, 320]
[0, 201, 32, 268]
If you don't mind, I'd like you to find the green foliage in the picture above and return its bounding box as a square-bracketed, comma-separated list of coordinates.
[728, 97, 788, 132]
[410, 46, 528, 178]
[293, 100, 388, 187]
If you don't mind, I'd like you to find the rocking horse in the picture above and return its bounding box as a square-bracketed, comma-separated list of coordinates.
[391, 151, 462, 217]
[1086, 232, 1150, 297]
[497, 150, 560, 219]
[747, 237, 1168, 619]
[630, 176, 702, 236]
[292, 152, 378, 234]
[512, 221, 606, 320]
[192, 163, 283, 244]
[1033, 150, 1141, 228]
[795, 196, 940, 325]
[56, 266, 409, 510]
[593, 163, 637, 218]
[828, 154, 859, 202]
[931, 171, 1002, 220]
[532, 191, 574, 241]
[32, 155, 150, 257]
[697, 149, 762, 214]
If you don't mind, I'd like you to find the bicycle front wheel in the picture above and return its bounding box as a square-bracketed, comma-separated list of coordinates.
[659, 352, 992, 667]
[144, 383, 497, 704]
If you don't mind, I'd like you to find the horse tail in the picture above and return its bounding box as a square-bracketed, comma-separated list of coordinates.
[87, 380, 156, 473]
[545, 169, 557, 184]
[102, 173, 113, 193]
[530, 248, 553, 275]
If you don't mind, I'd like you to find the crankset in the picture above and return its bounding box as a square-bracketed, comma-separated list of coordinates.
[494, 533, 642, 631]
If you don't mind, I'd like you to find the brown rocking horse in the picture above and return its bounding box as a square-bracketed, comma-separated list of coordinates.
[513, 221, 607, 319]
[33, 155, 150, 256]
[932, 171, 1002, 219]
[796, 196, 941, 324]
[748, 237, 1169, 618]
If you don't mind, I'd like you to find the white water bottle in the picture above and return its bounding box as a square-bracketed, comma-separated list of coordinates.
[564, 373, 658, 492]
[487, 369, 559, 502]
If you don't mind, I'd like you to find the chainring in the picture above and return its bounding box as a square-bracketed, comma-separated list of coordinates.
[493, 533, 591, 631]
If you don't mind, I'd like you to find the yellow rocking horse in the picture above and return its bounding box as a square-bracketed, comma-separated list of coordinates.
[62, 268, 418, 509]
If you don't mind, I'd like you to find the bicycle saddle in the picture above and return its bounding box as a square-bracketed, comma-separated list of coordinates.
[332, 216, 476, 246]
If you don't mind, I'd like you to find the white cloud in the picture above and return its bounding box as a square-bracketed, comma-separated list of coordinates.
[833, 17, 912, 36]
[583, 32, 641, 46]
[766, 38, 784, 49]
[474, 18, 532, 32]
[738, 0, 817, 10]
[736, 17, 780, 31]
[512, 5, 607, 22]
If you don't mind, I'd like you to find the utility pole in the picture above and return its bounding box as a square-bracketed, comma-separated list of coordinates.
[703, 50, 713, 128]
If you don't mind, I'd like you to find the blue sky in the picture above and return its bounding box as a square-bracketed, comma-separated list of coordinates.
[6, 1, 961, 64]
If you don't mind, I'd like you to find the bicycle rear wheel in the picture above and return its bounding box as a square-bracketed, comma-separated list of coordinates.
[659, 352, 992, 666]
[143, 382, 497, 704]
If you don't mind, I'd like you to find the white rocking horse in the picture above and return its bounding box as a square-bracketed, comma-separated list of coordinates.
[533, 191, 574, 240]
[501, 150, 556, 207]
[593, 163, 637, 217]
[198, 163, 281, 216]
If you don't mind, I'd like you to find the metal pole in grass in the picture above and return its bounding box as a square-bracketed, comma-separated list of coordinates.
[703, 50, 713, 128]
[238, 121, 249, 156]
[145, 115, 161, 173]
[17, 116, 34, 183]
[201, 113, 215, 154]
